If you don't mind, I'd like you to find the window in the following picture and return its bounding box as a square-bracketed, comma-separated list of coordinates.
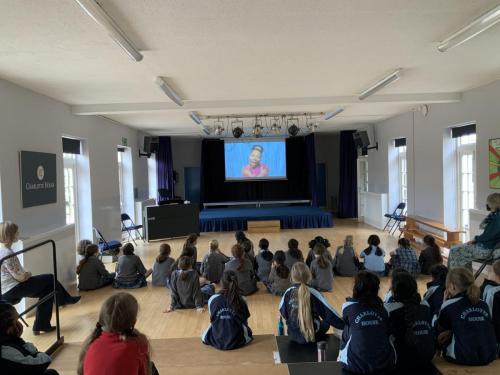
[117, 148, 125, 213]
[148, 153, 158, 200]
[63, 153, 77, 225]
[396, 138, 407, 208]
[456, 132, 476, 239]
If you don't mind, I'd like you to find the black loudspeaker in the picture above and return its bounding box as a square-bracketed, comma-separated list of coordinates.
[143, 136, 160, 154]
[353, 131, 370, 148]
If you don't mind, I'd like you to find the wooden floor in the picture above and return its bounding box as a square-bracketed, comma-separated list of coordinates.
[22, 219, 499, 374]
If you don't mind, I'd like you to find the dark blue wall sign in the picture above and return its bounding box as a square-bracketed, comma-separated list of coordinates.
[20, 151, 57, 208]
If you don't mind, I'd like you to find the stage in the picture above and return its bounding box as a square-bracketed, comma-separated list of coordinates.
[199, 206, 333, 232]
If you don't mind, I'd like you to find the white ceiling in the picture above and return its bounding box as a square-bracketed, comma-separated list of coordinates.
[1, 0, 500, 136]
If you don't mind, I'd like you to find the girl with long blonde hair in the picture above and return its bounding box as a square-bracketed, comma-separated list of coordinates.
[279, 262, 343, 344]
[437, 267, 497, 365]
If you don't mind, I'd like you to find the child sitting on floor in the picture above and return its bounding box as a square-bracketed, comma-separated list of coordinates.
[0, 302, 58, 375]
[78, 293, 158, 375]
[385, 271, 435, 368]
[77, 244, 115, 291]
[310, 243, 334, 292]
[437, 267, 497, 365]
[201, 240, 230, 284]
[279, 263, 343, 344]
[202, 270, 253, 350]
[255, 238, 273, 283]
[166, 256, 215, 312]
[113, 243, 152, 289]
[266, 250, 291, 296]
[423, 264, 448, 325]
[338, 271, 395, 373]
[152, 243, 175, 287]
[480, 259, 500, 355]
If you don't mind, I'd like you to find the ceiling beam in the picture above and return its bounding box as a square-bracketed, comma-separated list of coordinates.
[71, 92, 461, 115]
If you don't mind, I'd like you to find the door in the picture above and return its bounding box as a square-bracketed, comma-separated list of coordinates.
[184, 167, 201, 204]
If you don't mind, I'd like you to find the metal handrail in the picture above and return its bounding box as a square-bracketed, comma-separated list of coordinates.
[0, 239, 64, 355]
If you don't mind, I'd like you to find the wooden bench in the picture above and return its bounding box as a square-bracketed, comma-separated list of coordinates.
[403, 215, 463, 249]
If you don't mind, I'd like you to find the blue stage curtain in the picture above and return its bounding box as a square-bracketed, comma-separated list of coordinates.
[156, 136, 174, 201]
[305, 134, 318, 207]
[338, 130, 358, 218]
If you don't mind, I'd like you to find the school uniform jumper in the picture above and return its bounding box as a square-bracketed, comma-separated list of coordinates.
[78, 256, 115, 291]
[224, 258, 258, 296]
[338, 299, 396, 374]
[481, 279, 500, 354]
[151, 257, 175, 287]
[279, 284, 344, 344]
[0, 338, 54, 375]
[310, 258, 333, 292]
[200, 252, 229, 283]
[385, 300, 436, 367]
[266, 268, 291, 296]
[423, 280, 446, 326]
[170, 269, 214, 310]
[255, 250, 273, 283]
[201, 293, 253, 350]
[437, 292, 497, 365]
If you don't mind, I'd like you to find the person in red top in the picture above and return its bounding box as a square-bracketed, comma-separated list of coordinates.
[78, 293, 157, 375]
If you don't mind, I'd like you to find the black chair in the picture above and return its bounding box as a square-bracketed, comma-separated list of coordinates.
[93, 227, 121, 256]
[121, 213, 145, 245]
[383, 202, 406, 232]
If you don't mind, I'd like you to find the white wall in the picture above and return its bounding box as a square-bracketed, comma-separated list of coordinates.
[0, 78, 148, 242]
[368, 79, 500, 225]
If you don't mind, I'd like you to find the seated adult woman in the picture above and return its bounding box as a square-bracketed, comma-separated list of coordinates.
[0, 221, 80, 335]
[448, 193, 500, 269]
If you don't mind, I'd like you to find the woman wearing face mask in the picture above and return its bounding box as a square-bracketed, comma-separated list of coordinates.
[448, 193, 500, 270]
[241, 145, 269, 178]
[0, 221, 80, 335]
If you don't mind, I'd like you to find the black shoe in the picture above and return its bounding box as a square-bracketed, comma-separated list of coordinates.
[33, 326, 56, 336]
[66, 296, 81, 305]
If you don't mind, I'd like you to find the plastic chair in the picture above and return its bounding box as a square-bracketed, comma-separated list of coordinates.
[383, 202, 406, 232]
[93, 227, 121, 256]
[121, 213, 145, 245]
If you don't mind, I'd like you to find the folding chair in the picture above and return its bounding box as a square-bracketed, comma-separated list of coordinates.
[383, 202, 406, 232]
[390, 214, 406, 236]
[473, 244, 500, 280]
[121, 213, 145, 245]
[93, 227, 121, 257]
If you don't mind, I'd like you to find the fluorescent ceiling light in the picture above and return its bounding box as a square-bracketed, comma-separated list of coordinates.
[189, 111, 202, 125]
[155, 77, 184, 106]
[74, 0, 143, 61]
[358, 69, 402, 100]
[324, 108, 344, 120]
[438, 5, 500, 52]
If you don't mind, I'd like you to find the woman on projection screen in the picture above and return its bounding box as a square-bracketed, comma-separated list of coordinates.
[241, 145, 269, 178]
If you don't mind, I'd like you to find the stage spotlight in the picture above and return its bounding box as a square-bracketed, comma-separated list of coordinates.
[252, 125, 263, 138]
[288, 124, 299, 137]
[233, 126, 244, 138]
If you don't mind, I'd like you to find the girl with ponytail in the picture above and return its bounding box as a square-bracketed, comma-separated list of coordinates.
[266, 250, 291, 296]
[279, 263, 343, 344]
[339, 271, 395, 374]
[437, 267, 497, 365]
[78, 293, 157, 375]
[167, 256, 215, 312]
[202, 270, 253, 350]
[310, 243, 334, 292]
[385, 271, 435, 368]
[224, 244, 258, 296]
[77, 244, 115, 291]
